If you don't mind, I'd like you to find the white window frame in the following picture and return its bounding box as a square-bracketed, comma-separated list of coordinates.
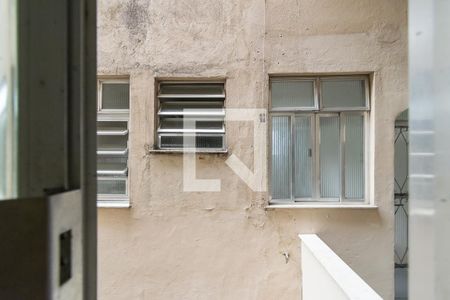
[97, 78, 130, 207]
[269, 76, 371, 206]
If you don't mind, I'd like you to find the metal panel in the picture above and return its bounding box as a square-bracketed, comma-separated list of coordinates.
[409, 0, 450, 298]
[0, 0, 18, 199]
[18, 0, 70, 196]
[394, 122, 410, 300]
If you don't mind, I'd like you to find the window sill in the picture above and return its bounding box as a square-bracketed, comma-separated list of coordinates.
[266, 204, 378, 210]
[97, 200, 130, 208]
[148, 148, 229, 155]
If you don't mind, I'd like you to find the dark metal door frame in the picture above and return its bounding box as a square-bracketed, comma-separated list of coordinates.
[16, 0, 97, 298]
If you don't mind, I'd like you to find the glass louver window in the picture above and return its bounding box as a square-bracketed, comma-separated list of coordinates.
[97, 79, 130, 204]
[270, 76, 369, 203]
[157, 82, 225, 150]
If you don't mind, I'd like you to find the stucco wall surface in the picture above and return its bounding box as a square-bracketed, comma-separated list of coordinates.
[97, 0, 408, 299]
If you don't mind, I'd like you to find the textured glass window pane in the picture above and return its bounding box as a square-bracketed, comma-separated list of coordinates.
[97, 121, 127, 132]
[160, 101, 224, 113]
[97, 162, 127, 172]
[160, 83, 224, 95]
[97, 135, 128, 151]
[97, 156, 127, 172]
[344, 115, 364, 199]
[271, 116, 291, 199]
[160, 135, 185, 148]
[101, 83, 129, 109]
[293, 116, 312, 198]
[159, 135, 224, 149]
[320, 116, 340, 199]
[194, 135, 224, 148]
[321, 79, 366, 108]
[271, 80, 315, 108]
[159, 104, 224, 116]
[98, 180, 126, 195]
[160, 118, 223, 131]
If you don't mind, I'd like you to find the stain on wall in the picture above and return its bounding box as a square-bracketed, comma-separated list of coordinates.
[97, 0, 408, 299]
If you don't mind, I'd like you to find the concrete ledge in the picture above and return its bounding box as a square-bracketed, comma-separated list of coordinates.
[300, 234, 382, 300]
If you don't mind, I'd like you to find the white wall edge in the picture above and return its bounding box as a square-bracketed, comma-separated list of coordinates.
[299, 234, 383, 300]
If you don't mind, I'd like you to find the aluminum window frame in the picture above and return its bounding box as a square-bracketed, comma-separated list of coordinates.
[269, 75, 370, 205]
[319, 76, 370, 112]
[269, 77, 319, 112]
[96, 78, 130, 205]
[155, 80, 227, 151]
[341, 111, 368, 202]
[269, 112, 317, 203]
[97, 78, 131, 114]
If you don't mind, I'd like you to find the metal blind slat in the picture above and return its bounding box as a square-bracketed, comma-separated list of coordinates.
[157, 82, 226, 150]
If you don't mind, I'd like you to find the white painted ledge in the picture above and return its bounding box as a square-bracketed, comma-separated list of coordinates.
[97, 201, 130, 208]
[266, 204, 378, 209]
[300, 234, 382, 300]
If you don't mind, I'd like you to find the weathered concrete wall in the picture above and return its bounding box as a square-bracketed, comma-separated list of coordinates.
[97, 0, 408, 299]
